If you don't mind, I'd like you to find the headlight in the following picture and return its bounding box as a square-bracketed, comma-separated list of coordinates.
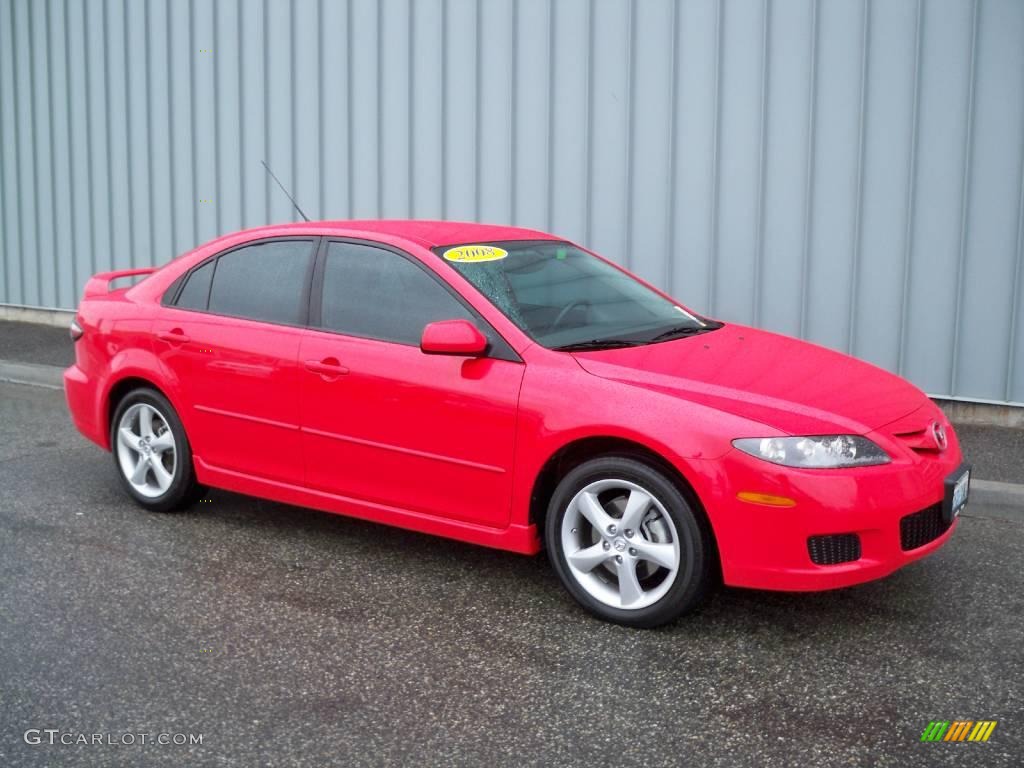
[732, 435, 890, 468]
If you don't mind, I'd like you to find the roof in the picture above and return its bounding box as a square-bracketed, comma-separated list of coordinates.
[235, 219, 563, 249]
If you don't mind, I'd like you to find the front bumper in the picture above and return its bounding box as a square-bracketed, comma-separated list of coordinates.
[695, 433, 964, 592]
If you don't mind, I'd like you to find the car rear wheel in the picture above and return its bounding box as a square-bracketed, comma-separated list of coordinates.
[110, 387, 201, 512]
[545, 456, 713, 627]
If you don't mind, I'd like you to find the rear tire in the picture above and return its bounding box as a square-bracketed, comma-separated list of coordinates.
[110, 387, 202, 512]
[545, 456, 714, 628]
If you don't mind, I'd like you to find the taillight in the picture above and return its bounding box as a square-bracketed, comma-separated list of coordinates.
[69, 317, 84, 341]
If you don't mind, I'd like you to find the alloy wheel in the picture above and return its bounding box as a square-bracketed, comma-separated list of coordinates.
[115, 402, 177, 499]
[560, 478, 681, 610]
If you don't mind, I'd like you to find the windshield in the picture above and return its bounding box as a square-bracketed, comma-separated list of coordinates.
[434, 240, 720, 350]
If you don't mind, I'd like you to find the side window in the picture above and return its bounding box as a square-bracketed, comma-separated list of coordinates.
[320, 242, 472, 345]
[173, 260, 215, 310]
[207, 240, 314, 325]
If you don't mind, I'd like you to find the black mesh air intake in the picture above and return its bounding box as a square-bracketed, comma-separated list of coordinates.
[807, 533, 862, 565]
[900, 503, 950, 551]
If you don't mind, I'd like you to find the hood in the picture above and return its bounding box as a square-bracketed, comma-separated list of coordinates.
[571, 323, 927, 435]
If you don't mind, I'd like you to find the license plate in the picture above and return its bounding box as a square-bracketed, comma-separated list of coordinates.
[943, 464, 971, 523]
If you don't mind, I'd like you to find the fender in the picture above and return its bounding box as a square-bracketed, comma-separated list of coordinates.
[509, 421, 708, 530]
[97, 349, 189, 450]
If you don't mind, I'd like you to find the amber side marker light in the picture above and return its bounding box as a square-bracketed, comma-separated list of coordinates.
[736, 491, 797, 508]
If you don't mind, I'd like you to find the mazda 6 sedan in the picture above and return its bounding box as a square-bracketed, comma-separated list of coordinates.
[64, 220, 970, 627]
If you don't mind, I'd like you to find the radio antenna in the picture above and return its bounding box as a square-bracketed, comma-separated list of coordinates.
[261, 160, 310, 222]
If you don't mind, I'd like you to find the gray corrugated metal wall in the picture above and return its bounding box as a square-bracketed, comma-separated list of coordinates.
[1, 0, 1023, 404]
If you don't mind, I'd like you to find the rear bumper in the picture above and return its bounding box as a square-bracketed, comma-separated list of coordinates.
[64, 364, 106, 449]
[695, 438, 964, 592]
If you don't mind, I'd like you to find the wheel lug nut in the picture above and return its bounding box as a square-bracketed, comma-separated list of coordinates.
[602, 541, 610, 551]
[625, 529, 634, 538]
[629, 548, 637, 556]
[607, 524, 617, 535]
[615, 555, 623, 564]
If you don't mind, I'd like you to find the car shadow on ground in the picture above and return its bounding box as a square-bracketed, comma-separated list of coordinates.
[170, 484, 949, 641]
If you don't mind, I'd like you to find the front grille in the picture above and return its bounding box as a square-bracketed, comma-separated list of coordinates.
[808, 533, 862, 565]
[900, 503, 950, 551]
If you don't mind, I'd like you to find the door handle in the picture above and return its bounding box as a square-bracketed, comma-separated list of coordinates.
[304, 358, 350, 377]
[157, 329, 190, 344]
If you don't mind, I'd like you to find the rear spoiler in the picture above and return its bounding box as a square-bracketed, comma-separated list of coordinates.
[83, 267, 158, 299]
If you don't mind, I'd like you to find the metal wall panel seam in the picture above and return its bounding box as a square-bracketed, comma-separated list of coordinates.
[440, 0, 446, 219]
[166, 0, 177, 257]
[60, 0, 75, 303]
[847, 0, 870, 356]
[13, 0, 28, 301]
[214, 0, 222, 234]
[545, 0, 555, 232]
[623, 0, 636, 269]
[6, 0, 23, 302]
[582, 0, 593, 246]
[663, 0, 680, 294]
[707, 0, 723, 313]
[318, 0, 325, 217]
[0, 5, 9, 302]
[144, 0, 156, 272]
[238, 0, 246, 225]
[29, 0, 42, 303]
[89, 1, 102, 273]
[188, 0, 197, 244]
[896, 0, 924, 377]
[100, 0, 114, 276]
[1005, 112, 1024, 402]
[263, 0, 271, 223]
[406, 0, 413, 217]
[508, 0, 517, 225]
[295, 3, 301, 219]
[122, 0, 136, 268]
[375, 0, 382, 217]
[46, 0, 61, 292]
[752, 0, 771, 327]
[345, 0, 353, 217]
[474, 0, 481, 221]
[797, 0, 818, 338]
[949, 0, 980, 397]
[0, 1, 8, 303]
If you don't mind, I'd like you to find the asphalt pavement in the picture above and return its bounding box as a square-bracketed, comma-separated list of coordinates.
[0, 380, 1021, 767]
[0, 320, 74, 368]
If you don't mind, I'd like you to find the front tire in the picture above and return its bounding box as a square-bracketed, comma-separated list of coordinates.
[110, 387, 201, 512]
[545, 456, 714, 628]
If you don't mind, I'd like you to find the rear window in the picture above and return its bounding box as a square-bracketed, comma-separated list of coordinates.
[205, 240, 314, 325]
[173, 260, 214, 310]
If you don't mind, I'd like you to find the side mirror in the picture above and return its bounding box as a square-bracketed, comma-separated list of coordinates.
[420, 319, 489, 357]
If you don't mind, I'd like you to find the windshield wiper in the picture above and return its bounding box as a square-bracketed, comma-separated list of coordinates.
[552, 338, 647, 352]
[647, 322, 723, 343]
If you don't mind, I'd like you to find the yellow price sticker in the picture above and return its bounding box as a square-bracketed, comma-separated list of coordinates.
[443, 245, 508, 263]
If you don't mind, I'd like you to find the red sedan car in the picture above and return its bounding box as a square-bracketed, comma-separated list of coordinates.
[64, 220, 970, 627]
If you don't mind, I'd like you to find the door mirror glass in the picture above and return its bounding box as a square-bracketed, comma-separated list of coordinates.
[420, 319, 489, 357]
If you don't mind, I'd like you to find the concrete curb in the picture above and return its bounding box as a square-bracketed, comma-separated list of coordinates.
[0, 358, 1021, 511]
[966, 480, 1024, 516]
[0, 304, 76, 328]
[0, 359, 65, 390]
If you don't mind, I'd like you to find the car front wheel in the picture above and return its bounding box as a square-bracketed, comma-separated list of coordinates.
[545, 456, 714, 627]
[110, 387, 201, 512]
